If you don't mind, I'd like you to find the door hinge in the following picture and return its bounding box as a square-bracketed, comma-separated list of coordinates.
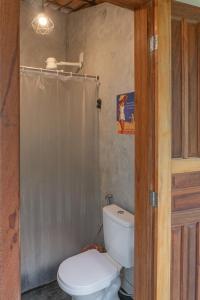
[150, 191, 158, 208]
[150, 35, 158, 52]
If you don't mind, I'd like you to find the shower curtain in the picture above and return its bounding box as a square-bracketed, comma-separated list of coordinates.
[20, 72, 100, 292]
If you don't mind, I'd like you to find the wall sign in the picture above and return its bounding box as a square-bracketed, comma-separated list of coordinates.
[117, 92, 135, 135]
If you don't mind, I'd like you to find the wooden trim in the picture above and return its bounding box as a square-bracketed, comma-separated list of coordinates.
[135, 4, 154, 300]
[182, 19, 189, 158]
[172, 1, 200, 22]
[51, 0, 150, 10]
[172, 208, 200, 225]
[198, 23, 200, 156]
[153, 1, 171, 300]
[172, 158, 200, 173]
[0, 1, 20, 299]
[96, 0, 149, 9]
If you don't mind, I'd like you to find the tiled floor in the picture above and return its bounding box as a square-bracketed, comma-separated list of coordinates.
[22, 282, 70, 300]
[22, 281, 133, 299]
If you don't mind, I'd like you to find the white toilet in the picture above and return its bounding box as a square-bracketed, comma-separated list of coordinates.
[57, 204, 134, 300]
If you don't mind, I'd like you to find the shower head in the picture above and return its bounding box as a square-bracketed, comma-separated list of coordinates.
[46, 57, 58, 70]
[45, 53, 84, 71]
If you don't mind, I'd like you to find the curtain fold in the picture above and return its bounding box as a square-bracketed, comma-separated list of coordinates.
[20, 73, 100, 292]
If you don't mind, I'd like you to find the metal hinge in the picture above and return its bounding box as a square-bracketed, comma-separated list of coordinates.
[150, 35, 158, 52]
[150, 191, 158, 208]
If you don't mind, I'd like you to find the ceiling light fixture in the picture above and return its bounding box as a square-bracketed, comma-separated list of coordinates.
[32, 0, 54, 35]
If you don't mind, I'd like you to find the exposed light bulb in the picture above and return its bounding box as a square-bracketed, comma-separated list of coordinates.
[32, 13, 54, 35]
[38, 15, 48, 26]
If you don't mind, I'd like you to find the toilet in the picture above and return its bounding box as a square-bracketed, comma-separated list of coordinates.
[57, 204, 134, 300]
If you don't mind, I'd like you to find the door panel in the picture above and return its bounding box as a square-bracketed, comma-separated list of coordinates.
[172, 172, 200, 211]
[171, 207, 200, 300]
[171, 3, 200, 300]
[172, 18, 182, 158]
[172, 6, 200, 158]
[188, 22, 199, 157]
[171, 172, 200, 300]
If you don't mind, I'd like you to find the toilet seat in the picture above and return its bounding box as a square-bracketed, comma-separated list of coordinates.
[57, 249, 119, 296]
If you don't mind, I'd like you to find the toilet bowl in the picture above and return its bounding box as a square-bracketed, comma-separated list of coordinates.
[57, 249, 121, 300]
[57, 205, 134, 300]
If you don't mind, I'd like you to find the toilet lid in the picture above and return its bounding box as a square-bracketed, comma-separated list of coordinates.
[57, 249, 119, 296]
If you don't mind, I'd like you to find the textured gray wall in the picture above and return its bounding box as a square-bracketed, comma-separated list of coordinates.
[65, 3, 135, 213]
[20, 0, 67, 67]
[20, 1, 101, 292]
[20, 2, 68, 291]
[65, 5, 135, 293]
[20, 1, 134, 293]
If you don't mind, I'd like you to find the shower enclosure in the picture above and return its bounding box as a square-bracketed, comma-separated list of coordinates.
[20, 71, 101, 292]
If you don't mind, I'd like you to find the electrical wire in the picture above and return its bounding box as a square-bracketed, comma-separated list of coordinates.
[119, 288, 134, 298]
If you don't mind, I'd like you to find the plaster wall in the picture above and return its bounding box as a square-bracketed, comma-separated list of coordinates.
[20, 1, 93, 292]
[20, 0, 67, 67]
[20, 0, 135, 294]
[65, 3, 135, 213]
[65, 3, 135, 293]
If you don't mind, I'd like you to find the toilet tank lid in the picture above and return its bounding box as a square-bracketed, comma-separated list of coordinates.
[103, 204, 134, 228]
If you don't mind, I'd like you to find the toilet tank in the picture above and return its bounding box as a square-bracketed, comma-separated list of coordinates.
[103, 204, 134, 268]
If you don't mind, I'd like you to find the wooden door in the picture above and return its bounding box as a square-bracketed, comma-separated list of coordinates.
[0, 1, 172, 300]
[171, 2, 200, 300]
[135, 1, 171, 300]
[0, 1, 20, 300]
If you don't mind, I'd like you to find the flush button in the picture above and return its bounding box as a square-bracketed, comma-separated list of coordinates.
[117, 210, 124, 215]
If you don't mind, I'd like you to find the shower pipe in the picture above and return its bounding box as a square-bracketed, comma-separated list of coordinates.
[20, 66, 99, 81]
[46, 53, 84, 71]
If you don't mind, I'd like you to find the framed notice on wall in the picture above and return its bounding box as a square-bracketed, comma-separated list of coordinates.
[117, 92, 135, 135]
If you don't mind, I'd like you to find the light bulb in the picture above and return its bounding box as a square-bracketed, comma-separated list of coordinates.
[38, 15, 48, 26]
[32, 13, 54, 35]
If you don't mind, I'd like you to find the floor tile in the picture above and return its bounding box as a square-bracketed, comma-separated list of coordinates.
[22, 281, 71, 300]
[22, 281, 133, 299]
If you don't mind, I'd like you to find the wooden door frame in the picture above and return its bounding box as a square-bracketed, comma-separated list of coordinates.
[135, 1, 171, 300]
[153, 2, 171, 300]
[0, 1, 172, 300]
[0, 1, 20, 299]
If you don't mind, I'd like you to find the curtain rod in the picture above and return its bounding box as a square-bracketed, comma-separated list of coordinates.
[20, 66, 99, 81]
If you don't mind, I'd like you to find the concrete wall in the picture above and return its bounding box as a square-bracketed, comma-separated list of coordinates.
[20, 0, 134, 294]
[65, 4, 135, 293]
[20, 1, 69, 292]
[65, 3, 135, 214]
[20, 0, 67, 67]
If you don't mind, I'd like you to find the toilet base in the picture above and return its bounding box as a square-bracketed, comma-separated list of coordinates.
[71, 276, 121, 300]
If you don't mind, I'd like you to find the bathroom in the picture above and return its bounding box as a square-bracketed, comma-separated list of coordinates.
[20, 0, 135, 299]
